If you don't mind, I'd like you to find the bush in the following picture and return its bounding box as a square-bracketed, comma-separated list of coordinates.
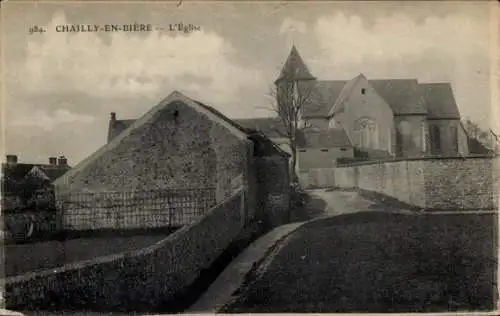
[290, 182, 310, 209]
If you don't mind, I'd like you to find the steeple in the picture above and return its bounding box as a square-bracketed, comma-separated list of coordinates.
[275, 46, 316, 84]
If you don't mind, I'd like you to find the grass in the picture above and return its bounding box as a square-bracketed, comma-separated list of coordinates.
[222, 211, 497, 313]
[4, 230, 175, 277]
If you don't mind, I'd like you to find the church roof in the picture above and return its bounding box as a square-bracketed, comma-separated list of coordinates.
[275, 46, 316, 83]
[302, 80, 346, 118]
[417, 83, 461, 119]
[369, 79, 427, 115]
[301, 77, 461, 119]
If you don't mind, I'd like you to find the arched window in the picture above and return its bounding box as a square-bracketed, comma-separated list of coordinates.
[354, 118, 378, 149]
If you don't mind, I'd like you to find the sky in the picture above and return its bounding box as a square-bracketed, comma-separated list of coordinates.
[2, 1, 498, 165]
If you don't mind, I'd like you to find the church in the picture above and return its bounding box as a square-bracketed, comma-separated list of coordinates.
[273, 46, 469, 159]
[107, 46, 472, 177]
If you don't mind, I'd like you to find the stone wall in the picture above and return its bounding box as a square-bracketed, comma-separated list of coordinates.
[254, 156, 291, 228]
[297, 147, 353, 171]
[55, 101, 248, 202]
[4, 190, 245, 310]
[335, 156, 499, 211]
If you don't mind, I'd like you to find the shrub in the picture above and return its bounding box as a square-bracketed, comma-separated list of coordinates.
[290, 182, 310, 209]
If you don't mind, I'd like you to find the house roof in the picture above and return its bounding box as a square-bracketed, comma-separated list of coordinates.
[38, 166, 71, 181]
[247, 132, 290, 157]
[234, 117, 288, 138]
[297, 127, 352, 149]
[275, 46, 316, 83]
[2, 164, 70, 182]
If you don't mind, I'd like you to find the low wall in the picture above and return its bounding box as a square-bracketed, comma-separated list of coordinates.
[299, 168, 336, 189]
[4, 189, 245, 311]
[335, 156, 500, 211]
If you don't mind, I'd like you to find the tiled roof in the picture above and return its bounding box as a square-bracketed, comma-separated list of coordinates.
[275, 46, 316, 82]
[369, 79, 427, 115]
[296, 127, 352, 149]
[417, 83, 461, 119]
[305, 76, 460, 119]
[302, 81, 346, 118]
[39, 166, 71, 181]
[234, 117, 287, 138]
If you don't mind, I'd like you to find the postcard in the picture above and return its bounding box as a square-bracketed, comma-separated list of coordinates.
[1, 1, 499, 315]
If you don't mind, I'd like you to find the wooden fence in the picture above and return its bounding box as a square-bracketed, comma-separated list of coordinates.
[57, 188, 217, 231]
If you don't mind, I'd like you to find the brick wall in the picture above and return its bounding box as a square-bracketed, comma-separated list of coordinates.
[335, 156, 499, 211]
[4, 190, 245, 310]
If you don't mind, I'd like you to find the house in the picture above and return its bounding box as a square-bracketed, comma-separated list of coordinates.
[273, 46, 470, 159]
[1, 155, 70, 210]
[295, 127, 353, 171]
[54, 91, 291, 231]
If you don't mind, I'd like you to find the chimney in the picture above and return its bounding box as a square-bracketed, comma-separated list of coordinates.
[49, 157, 57, 165]
[58, 155, 68, 166]
[6, 155, 18, 164]
[110, 112, 116, 122]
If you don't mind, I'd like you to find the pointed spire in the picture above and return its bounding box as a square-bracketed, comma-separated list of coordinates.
[275, 45, 316, 83]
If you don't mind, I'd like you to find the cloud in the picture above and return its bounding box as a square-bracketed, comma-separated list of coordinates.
[10, 109, 95, 131]
[308, 12, 492, 129]
[279, 17, 307, 35]
[19, 11, 263, 105]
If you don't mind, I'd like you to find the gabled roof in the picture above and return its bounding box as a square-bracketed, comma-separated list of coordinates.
[369, 79, 427, 115]
[275, 46, 316, 83]
[234, 117, 287, 138]
[327, 75, 363, 117]
[55, 91, 251, 186]
[307, 75, 460, 119]
[302, 81, 346, 118]
[38, 166, 71, 181]
[2, 164, 69, 182]
[296, 127, 352, 149]
[417, 83, 461, 119]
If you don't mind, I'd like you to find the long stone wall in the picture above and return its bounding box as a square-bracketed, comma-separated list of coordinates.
[335, 156, 500, 211]
[4, 190, 245, 310]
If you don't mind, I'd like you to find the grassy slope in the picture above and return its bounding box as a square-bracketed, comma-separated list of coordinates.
[223, 211, 497, 313]
[4, 234, 170, 277]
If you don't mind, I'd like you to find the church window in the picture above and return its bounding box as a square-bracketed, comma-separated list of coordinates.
[450, 126, 458, 153]
[354, 118, 378, 149]
[429, 124, 441, 154]
[421, 122, 427, 153]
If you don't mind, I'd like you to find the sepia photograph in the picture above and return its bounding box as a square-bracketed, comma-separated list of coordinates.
[1, 0, 499, 315]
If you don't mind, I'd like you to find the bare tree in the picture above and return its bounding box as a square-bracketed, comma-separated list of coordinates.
[269, 69, 315, 183]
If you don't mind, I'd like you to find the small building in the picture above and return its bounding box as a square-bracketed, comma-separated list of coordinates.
[296, 127, 354, 171]
[54, 91, 291, 231]
[1, 155, 70, 211]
